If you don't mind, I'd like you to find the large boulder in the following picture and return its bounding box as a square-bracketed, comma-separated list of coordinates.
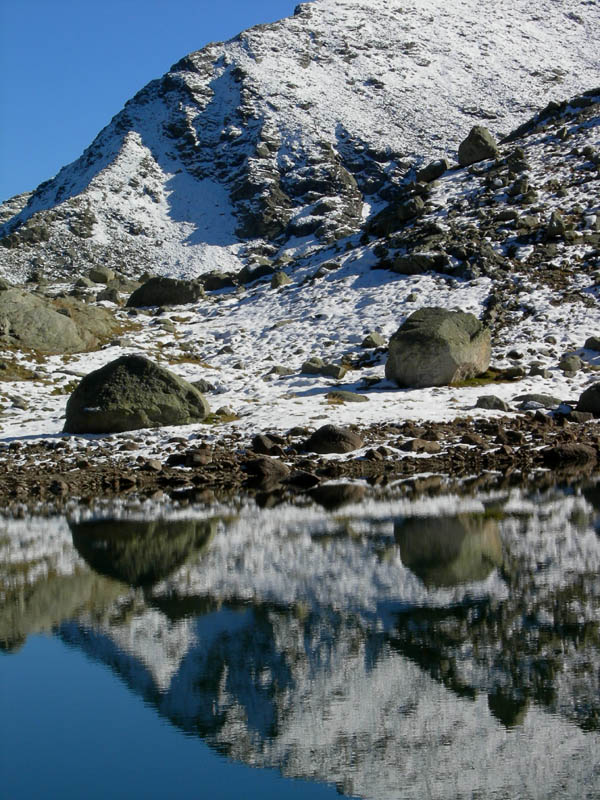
[64, 355, 210, 433]
[576, 383, 600, 417]
[0, 288, 118, 354]
[385, 307, 491, 388]
[126, 276, 204, 307]
[457, 126, 500, 167]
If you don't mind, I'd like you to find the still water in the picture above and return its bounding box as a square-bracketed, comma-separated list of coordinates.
[1, 482, 600, 799]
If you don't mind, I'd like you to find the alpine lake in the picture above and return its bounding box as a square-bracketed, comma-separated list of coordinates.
[2, 473, 600, 800]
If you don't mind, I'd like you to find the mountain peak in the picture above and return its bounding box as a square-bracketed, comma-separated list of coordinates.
[1, 0, 598, 281]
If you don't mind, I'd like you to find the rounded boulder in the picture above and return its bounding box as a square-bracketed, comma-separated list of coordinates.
[64, 355, 210, 433]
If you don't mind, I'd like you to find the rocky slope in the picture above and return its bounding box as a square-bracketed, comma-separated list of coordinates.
[0, 0, 598, 282]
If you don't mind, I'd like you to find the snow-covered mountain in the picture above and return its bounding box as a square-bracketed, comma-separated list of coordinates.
[0, 0, 598, 281]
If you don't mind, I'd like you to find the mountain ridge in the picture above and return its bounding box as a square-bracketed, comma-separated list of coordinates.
[1, 0, 598, 281]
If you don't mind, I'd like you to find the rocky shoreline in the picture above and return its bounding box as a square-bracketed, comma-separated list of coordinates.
[1, 411, 599, 516]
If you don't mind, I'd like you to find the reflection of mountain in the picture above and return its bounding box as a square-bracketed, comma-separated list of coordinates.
[69, 518, 216, 586]
[2, 490, 600, 797]
[59, 596, 599, 799]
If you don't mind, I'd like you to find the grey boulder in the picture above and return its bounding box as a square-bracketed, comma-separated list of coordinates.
[64, 354, 210, 433]
[458, 126, 500, 167]
[0, 288, 118, 354]
[385, 307, 491, 388]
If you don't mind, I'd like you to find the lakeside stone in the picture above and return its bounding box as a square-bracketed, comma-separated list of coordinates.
[576, 382, 600, 417]
[304, 424, 363, 454]
[64, 354, 210, 434]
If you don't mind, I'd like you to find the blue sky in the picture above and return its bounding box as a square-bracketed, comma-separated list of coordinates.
[0, 1, 300, 202]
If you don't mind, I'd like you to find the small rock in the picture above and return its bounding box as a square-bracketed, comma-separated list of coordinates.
[326, 390, 369, 403]
[504, 366, 526, 379]
[192, 379, 215, 393]
[271, 271, 292, 289]
[529, 365, 552, 378]
[302, 357, 325, 374]
[576, 382, 600, 417]
[400, 438, 442, 454]
[558, 355, 582, 373]
[546, 211, 566, 239]
[89, 266, 116, 284]
[244, 456, 290, 486]
[268, 365, 295, 377]
[476, 395, 510, 411]
[515, 393, 563, 410]
[416, 158, 449, 183]
[584, 336, 600, 351]
[96, 288, 121, 304]
[361, 332, 385, 348]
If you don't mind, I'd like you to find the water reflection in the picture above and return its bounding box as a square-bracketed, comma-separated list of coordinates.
[394, 514, 503, 587]
[1, 485, 600, 797]
[70, 518, 216, 587]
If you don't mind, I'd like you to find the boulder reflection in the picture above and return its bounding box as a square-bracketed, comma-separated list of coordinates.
[69, 518, 215, 587]
[394, 513, 503, 587]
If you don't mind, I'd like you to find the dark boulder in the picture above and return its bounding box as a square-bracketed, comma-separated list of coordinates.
[64, 355, 210, 433]
[416, 159, 449, 183]
[576, 383, 600, 417]
[458, 126, 500, 167]
[126, 276, 204, 307]
[304, 424, 363, 454]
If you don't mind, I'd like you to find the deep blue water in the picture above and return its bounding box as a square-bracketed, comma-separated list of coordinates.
[1, 635, 342, 800]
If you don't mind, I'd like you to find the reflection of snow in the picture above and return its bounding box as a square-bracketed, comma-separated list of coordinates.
[96, 609, 197, 693]
[3, 485, 600, 796]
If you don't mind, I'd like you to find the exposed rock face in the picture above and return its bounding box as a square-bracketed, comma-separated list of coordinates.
[64, 355, 210, 433]
[0, 288, 119, 354]
[457, 126, 500, 166]
[385, 307, 491, 388]
[2, 1, 595, 282]
[127, 277, 204, 307]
